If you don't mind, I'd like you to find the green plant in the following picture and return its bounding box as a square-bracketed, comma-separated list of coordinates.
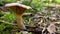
[4, 13, 16, 23]
[0, 11, 4, 17]
[55, 0, 60, 4]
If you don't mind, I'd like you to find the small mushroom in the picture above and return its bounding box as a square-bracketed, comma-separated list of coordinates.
[5, 3, 31, 29]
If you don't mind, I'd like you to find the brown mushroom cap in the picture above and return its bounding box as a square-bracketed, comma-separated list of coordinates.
[5, 3, 32, 14]
[5, 3, 31, 10]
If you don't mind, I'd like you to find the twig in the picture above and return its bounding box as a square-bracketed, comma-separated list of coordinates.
[0, 20, 17, 25]
[23, 13, 32, 16]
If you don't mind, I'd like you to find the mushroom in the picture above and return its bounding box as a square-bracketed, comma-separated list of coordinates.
[5, 3, 31, 29]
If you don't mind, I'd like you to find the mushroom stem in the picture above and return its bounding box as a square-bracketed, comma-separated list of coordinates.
[16, 14, 26, 29]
